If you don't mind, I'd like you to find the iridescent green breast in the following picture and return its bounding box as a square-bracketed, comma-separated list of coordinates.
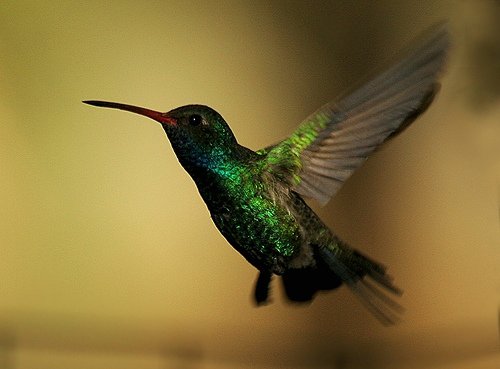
[197, 158, 303, 274]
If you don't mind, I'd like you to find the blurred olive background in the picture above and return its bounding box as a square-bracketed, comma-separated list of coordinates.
[1, 1, 499, 368]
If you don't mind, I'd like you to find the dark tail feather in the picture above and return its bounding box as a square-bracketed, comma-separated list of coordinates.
[281, 263, 343, 302]
[318, 246, 404, 325]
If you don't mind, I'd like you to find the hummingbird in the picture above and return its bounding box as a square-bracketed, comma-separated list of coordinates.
[84, 25, 449, 324]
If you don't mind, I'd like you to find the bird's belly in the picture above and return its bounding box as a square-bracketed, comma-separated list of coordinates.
[209, 196, 302, 274]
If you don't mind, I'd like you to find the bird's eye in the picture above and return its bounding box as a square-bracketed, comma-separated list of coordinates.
[188, 114, 202, 126]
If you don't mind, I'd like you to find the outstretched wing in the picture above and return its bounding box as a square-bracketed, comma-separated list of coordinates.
[259, 24, 450, 205]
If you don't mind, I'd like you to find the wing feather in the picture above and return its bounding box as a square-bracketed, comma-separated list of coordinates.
[260, 24, 450, 205]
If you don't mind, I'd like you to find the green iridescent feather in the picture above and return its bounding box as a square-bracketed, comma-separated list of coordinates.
[257, 110, 331, 185]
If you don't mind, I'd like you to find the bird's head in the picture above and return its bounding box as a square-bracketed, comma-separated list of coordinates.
[83, 100, 239, 172]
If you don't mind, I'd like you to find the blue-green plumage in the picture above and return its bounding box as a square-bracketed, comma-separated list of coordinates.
[83, 25, 449, 324]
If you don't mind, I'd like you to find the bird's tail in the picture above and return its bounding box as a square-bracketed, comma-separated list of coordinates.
[318, 243, 404, 325]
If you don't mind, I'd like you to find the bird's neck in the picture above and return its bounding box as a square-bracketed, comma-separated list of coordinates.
[178, 143, 257, 185]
